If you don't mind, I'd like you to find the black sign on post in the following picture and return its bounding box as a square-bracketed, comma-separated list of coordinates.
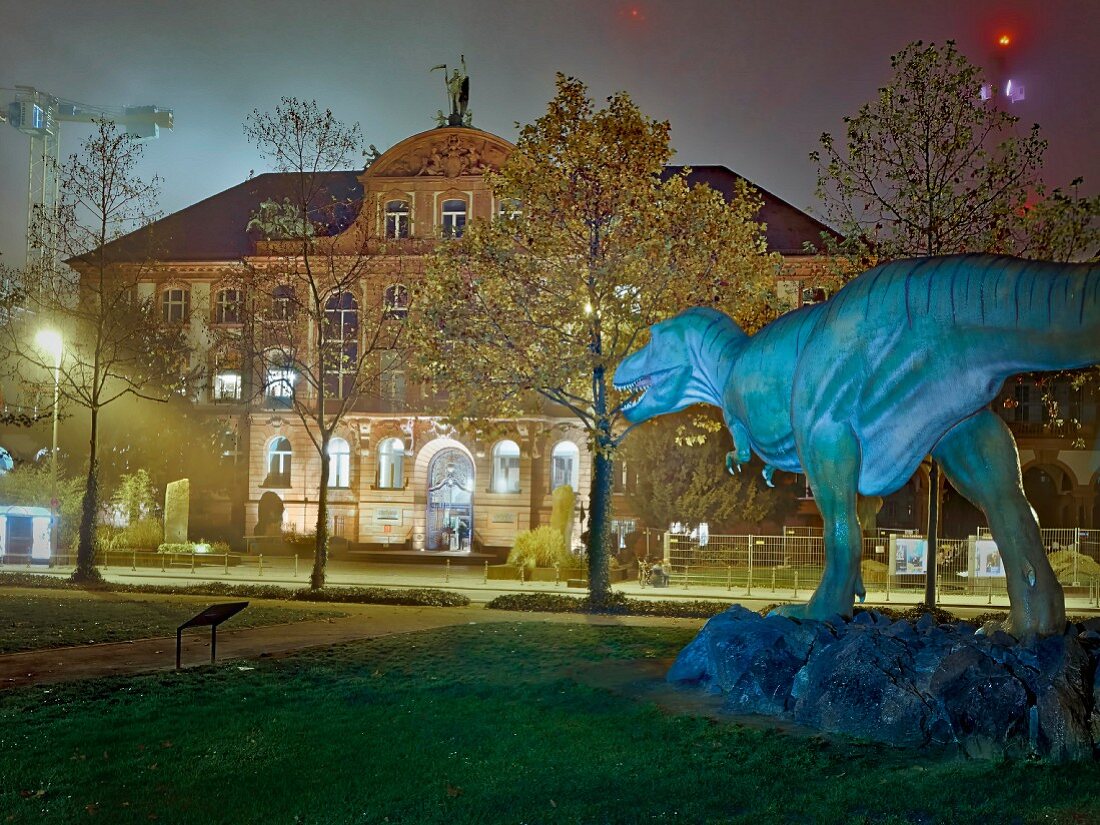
[176, 602, 249, 669]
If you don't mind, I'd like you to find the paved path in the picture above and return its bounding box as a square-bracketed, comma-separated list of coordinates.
[0, 599, 704, 690]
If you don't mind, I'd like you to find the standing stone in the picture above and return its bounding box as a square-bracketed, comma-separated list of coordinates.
[164, 479, 190, 545]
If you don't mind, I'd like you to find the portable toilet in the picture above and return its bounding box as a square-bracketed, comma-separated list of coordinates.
[0, 505, 53, 562]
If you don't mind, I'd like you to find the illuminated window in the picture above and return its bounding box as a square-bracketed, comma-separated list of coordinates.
[551, 441, 579, 491]
[383, 284, 409, 320]
[264, 437, 292, 487]
[385, 200, 410, 239]
[214, 288, 242, 325]
[801, 286, 828, 306]
[327, 437, 350, 488]
[265, 367, 296, 406]
[213, 371, 242, 401]
[492, 440, 520, 493]
[441, 198, 467, 238]
[161, 288, 190, 323]
[377, 437, 405, 489]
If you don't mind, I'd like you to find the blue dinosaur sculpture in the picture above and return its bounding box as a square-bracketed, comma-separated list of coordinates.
[614, 255, 1100, 637]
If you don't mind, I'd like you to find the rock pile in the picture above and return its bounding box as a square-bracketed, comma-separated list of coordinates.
[668, 605, 1100, 760]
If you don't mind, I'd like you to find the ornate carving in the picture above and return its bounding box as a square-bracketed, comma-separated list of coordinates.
[376, 133, 506, 179]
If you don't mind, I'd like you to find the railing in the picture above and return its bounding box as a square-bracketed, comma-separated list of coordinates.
[664, 528, 1100, 605]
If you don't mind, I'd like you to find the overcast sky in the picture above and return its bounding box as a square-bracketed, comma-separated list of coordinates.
[1, 0, 1097, 266]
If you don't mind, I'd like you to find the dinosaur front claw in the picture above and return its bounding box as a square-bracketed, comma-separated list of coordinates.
[726, 451, 741, 475]
[762, 464, 776, 487]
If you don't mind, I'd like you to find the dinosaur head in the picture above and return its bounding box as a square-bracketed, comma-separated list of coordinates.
[613, 307, 747, 424]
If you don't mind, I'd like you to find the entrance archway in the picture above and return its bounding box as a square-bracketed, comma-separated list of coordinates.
[426, 448, 474, 551]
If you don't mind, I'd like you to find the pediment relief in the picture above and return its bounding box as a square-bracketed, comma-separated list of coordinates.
[367, 128, 513, 180]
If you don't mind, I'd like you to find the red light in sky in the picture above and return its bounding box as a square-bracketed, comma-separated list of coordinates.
[998, 34, 1011, 46]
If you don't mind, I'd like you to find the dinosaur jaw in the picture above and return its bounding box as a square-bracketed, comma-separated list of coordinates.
[614, 366, 687, 422]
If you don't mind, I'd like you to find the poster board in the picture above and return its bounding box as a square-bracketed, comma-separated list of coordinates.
[973, 539, 1004, 577]
[890, 536, 928, 575]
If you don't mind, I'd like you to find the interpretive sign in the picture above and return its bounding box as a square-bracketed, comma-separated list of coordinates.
[176, 601, 248, 669]
[974, 539, 1004, 577]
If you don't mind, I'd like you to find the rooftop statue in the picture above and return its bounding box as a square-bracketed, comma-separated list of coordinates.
[430, 55, 470, 127]
[614, 255, 1100, 638]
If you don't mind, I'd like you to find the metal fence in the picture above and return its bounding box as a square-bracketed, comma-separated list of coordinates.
[663, 528, 1100, 605]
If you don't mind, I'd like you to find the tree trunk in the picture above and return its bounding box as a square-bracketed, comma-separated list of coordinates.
[586, 425, 614, 606]
[73, 406, 102, 584]
[311, 443, 331, 590]
[924, 460, 940, 608]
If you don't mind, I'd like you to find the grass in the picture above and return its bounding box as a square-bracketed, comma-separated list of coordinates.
[0, 622, 1097, 824]
[0, 590, 344, 654]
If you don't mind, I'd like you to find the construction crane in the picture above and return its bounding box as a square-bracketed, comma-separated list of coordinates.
[2, 85, 173, 266]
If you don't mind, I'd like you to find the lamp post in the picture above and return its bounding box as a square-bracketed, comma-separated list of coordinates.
[35, 330, 62, 558]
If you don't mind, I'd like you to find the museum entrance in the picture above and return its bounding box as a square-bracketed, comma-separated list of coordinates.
[426, 448, 474, 551]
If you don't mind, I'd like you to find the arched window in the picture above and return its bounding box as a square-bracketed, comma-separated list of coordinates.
[492, 440, 521, 494]
[551, 441, 579, 491]
[377, 437, 405, 489]
[272, 284, 295, 321]
[161, 287, 190, 323]
[441, 198, 467, 238]
[385, 200, 410, 239]
[264, 437, 292, 487]
[214, 288, 242, 325]
[327, 437, 351, 488]
[324, 292, 359, 398]
[383, 284, 409, 320]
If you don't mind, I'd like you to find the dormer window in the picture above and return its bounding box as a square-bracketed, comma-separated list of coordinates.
[385, 200, 410, 239]
[441, 198, 466, 239]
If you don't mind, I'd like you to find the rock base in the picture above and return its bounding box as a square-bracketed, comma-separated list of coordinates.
[669, 606, 1100, 761]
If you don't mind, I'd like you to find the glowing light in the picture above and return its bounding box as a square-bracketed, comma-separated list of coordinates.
[35, 329, 62, 362]
[998, 34, 1011, 47]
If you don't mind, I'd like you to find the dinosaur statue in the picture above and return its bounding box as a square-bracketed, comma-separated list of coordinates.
[614, 255, 1100, 637]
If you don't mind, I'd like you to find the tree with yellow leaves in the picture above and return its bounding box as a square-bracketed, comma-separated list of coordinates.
[414, 75, 778, 603]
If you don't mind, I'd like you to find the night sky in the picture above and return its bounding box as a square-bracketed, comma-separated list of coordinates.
[1, 0, 1097, 267]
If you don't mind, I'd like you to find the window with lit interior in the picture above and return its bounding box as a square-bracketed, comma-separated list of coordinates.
[327, 437, 351, 488]
[551, 441, 579, 491]
[441, 198, 467, 238]
[377, 437, 405, 489]
[492, 440, 521, 493]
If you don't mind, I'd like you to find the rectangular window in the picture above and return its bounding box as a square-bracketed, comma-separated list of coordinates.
[213, 371, 242, 401]
[162, 288, 190, 323]
[441, 199, 467, 239]
[266, 368, 296, 407]
[494, 456, 520, 493]
[380, 351, 406, 411]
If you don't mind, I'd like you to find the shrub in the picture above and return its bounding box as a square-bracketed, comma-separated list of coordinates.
[549, 485, 574, 540]
[0, 572, 470, 607]
[118, 518, 164, 550]
[487, 591, 731, 618]
[507, 526, 576, 571]
[157, 543, 196, 554]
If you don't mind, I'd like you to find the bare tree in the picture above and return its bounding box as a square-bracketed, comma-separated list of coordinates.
[241, 98, 407, 589]
[2, 121, 190, 582]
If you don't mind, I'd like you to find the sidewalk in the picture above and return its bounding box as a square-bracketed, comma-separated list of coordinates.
[0, 599, 704, 690]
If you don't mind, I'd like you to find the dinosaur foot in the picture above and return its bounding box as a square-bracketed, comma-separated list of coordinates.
[769, 593, 856, 623]
[977, 607, 1067, 641]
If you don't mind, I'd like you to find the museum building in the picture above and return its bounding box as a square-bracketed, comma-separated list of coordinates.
[13, 118, 1094, 554]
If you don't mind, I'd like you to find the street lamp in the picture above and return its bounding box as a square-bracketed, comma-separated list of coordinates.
[35, 329, 62, 558]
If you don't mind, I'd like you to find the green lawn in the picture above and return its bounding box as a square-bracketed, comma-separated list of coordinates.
[0, 591, 343, 653]
[0, 622, 1097, 824]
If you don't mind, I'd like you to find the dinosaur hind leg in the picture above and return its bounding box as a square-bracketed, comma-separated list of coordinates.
[776, 419, 863, 620]
[932, 410, 1065, 638]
